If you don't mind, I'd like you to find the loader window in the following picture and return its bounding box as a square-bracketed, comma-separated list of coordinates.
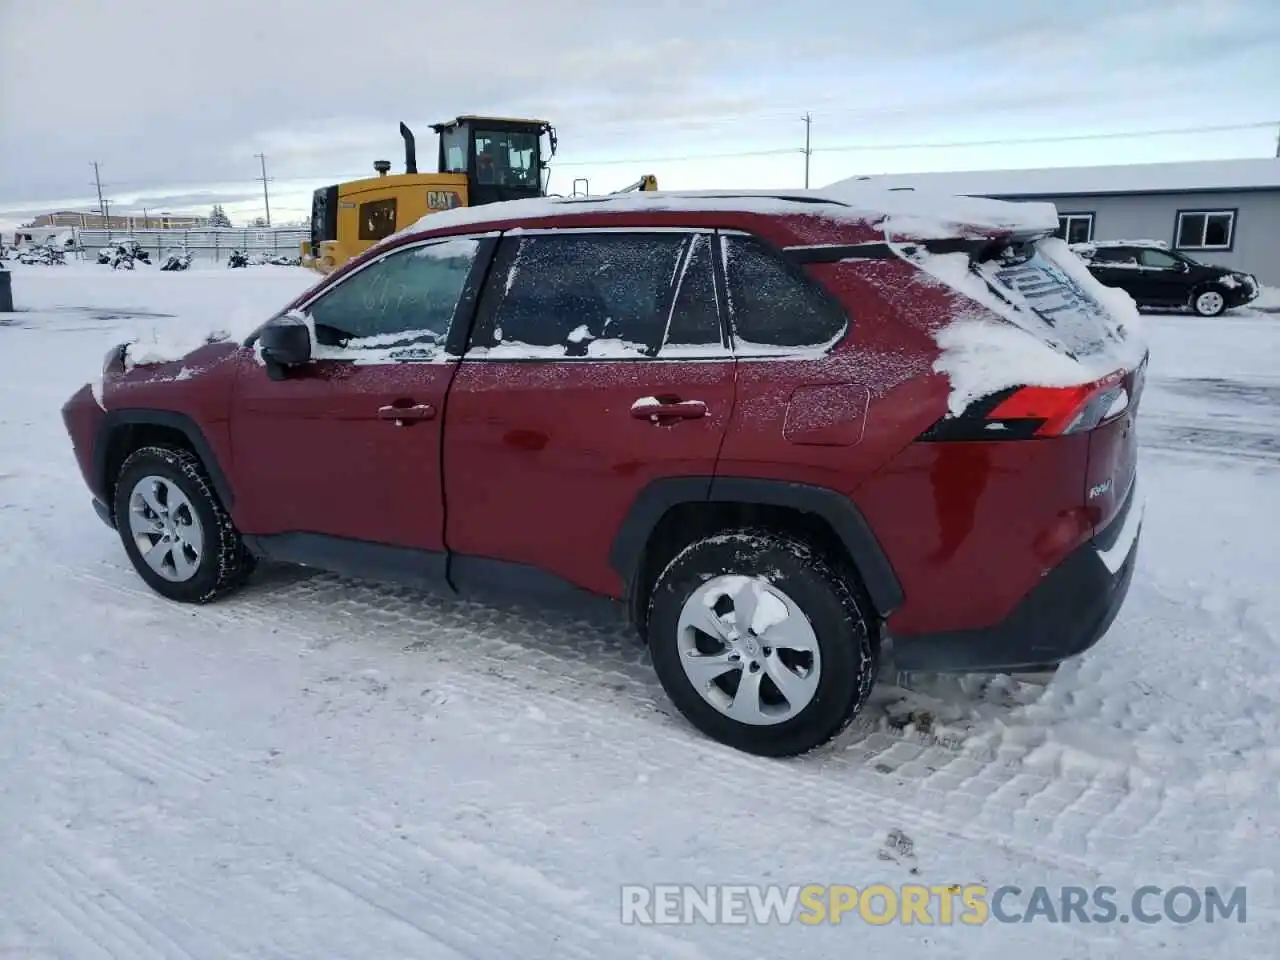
[441, 126, 468, 174]
[310, 185, 338, 251]
[358, 198, 398, 242]
[473, 129, 538, 188]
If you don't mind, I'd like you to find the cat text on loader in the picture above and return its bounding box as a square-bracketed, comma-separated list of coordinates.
[301, 116, 658, 273]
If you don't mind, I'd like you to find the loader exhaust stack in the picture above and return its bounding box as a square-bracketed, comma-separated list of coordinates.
[399, 122, 417, 174]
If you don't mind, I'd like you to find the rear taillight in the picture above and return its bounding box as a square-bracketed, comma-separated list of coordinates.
[921, 371, 1130, 441]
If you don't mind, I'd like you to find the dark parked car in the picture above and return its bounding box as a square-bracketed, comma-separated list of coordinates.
[1071, 240, 1258, 316]
[61, 192, 1147, 757]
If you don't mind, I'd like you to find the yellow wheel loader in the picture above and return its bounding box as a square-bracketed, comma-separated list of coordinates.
[302, 116, 658, 273]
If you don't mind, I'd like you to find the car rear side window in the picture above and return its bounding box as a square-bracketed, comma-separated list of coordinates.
[1089, 248, 1138, 265]
[307, 237, 480, 351]
[1137, 249, 1180, 269]
[720, 234, 846, 349]
[477, 233, 688, 357]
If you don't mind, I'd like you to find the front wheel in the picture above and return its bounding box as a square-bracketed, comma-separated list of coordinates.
[113, 445, 255, 603]
[646, 530, 877, 757]
[1192, 287, 1228, 317]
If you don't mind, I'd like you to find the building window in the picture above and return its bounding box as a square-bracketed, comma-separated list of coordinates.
[1055, 213, 1094, 244]
[1175, 209, 1235, 251]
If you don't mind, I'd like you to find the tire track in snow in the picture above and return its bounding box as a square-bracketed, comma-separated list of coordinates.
[43, 558, 1249, 898]
[6, 592, 717, 960]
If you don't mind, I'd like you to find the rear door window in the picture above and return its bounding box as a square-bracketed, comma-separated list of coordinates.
[1089, 248, 1139, 265]
[719, 234, 846, 350]
[472, 232, 692, 357]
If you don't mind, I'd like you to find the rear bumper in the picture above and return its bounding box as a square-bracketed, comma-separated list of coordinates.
[891, 482, 1143, 673]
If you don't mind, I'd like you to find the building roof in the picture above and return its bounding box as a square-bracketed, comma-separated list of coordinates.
[824, 157, 1280, 200]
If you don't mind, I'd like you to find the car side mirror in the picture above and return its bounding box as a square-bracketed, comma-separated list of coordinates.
[1174, 260, 1190, 272]
[259, 316, 312, 380]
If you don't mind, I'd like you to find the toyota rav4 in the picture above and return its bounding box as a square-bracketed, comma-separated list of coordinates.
[61, 190, 1148, 756]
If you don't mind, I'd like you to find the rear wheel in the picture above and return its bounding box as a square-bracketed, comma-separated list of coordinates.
[1192, 287, 1227, 317]
[646, 530, 877, 757]
[113, 445, 255, 603]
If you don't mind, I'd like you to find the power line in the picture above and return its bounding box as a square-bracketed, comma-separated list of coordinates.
[811, 120, 1280, 154]
[55, 118, 1279, 202]
[551, 120, 1280, 168]
[255, 153, 272, 227]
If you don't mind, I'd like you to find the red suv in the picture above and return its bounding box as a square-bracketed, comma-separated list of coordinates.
[61, 191, 1147, 756]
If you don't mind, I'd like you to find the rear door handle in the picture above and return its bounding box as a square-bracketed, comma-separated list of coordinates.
[378, 402, 436, 425]
[630, 397, 707, 421]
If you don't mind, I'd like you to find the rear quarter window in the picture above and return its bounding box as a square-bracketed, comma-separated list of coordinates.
[720, 234, 847, 350]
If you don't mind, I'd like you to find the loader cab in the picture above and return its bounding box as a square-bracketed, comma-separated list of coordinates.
[431, 116, 555, 207]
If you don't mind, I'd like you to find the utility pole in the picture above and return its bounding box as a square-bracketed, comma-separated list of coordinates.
[90, 161, 107, 226]
[255, 153, 273, 226]
[802, 113, 813, 189]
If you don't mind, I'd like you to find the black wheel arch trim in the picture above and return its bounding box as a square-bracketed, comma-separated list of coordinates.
[610, 475, 904, 617]
[95, 409, 235, 508]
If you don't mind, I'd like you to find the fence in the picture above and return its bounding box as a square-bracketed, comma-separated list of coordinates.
[73, 227, 309, 264]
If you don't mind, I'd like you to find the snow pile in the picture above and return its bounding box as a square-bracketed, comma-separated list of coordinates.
[1254, 284, 1280, 312]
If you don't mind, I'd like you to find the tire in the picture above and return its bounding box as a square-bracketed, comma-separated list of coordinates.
[1192, 286, 1228, 317]
[646, 529, 877, 757]
[112, 445, 255, 603]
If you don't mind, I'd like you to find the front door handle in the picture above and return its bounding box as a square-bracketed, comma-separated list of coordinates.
[378, 402, 436, 426]
[630, 397, 708, 421]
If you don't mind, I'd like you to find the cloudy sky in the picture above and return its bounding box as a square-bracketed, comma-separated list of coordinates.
[1, 0, 1277, 227]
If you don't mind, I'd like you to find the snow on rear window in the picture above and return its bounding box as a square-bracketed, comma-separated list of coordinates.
[906, 236, 1148, 414]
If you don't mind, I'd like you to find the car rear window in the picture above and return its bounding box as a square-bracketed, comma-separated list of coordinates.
[978, 241, 1118, 359]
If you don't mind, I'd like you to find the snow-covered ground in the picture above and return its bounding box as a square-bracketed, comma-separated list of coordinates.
[1, 263, 1277, 958]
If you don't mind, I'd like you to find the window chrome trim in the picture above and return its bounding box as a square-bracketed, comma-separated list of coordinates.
[504, 225, 718, 237]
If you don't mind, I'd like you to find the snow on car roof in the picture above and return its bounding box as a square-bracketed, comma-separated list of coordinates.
[383, 186, 1058, 249]
[824, 157, 1280, 200]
